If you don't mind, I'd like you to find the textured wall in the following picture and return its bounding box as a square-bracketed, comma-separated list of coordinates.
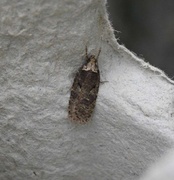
[0, 0, 174, 180]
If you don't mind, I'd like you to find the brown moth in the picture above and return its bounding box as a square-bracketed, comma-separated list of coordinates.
[68, 47, 101, 123]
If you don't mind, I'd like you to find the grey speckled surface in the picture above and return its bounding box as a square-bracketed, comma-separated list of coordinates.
[0, 0, 174, 180]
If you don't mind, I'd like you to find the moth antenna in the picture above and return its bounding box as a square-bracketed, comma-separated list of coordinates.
[96, 48, 101, 60]
[85, 46, 88, 60]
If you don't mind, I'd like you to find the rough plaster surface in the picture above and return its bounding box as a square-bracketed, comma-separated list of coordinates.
[140, 150, 174, 180]
[0, 0, 174, 180]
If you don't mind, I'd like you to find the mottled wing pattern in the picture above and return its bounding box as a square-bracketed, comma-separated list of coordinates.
[68, 66, 100, 123]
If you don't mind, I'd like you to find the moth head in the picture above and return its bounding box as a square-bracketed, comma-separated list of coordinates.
[89, 54, 95, 59]
[89, 55, 98, 63]
[82, 48, 101, 73]
[83, 55, 98, 72]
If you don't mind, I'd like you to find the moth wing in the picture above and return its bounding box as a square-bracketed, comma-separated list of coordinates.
[68, 69, 83, 117]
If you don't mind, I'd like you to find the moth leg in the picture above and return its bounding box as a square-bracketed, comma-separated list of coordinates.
[100, 80, 108, 84]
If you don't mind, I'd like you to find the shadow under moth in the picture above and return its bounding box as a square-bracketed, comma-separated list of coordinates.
[68, 47, 101, 123]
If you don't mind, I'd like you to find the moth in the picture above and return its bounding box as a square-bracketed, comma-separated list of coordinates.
[68, 47, 101, 123]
